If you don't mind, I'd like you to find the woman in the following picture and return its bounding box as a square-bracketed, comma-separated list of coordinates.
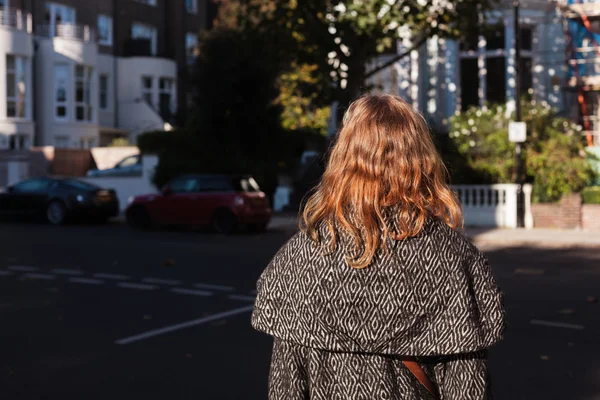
[252, 94, 506, 399]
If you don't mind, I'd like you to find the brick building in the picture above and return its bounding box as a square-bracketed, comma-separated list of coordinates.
[0, 0, 213, 149]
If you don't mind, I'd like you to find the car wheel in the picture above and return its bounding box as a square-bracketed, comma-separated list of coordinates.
[212, 210, 238, 234]
[126, 206, 152, 230]
[46, 200, 67, 226]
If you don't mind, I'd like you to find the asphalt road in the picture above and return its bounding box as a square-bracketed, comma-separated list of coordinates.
[0, 221, 598, 400]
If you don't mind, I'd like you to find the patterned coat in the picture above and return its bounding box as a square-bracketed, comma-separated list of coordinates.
[252, 218, 506, 399]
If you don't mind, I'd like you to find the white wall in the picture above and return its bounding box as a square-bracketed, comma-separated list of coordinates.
[97, 53, 115, 128]
[82, 155, 159, 211]
[0, 16, 35, 149]
[35, 38, 99, 148]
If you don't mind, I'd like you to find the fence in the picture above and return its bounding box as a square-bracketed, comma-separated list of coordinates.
[452, 184, 533, 229]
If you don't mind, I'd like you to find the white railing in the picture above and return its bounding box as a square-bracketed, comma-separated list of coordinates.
[37, 23, 95, 42]
[0, 9, 32, 33]
[452, 184, 533, 229]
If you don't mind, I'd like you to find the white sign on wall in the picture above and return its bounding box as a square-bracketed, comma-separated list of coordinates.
[509, 121, 527, 143]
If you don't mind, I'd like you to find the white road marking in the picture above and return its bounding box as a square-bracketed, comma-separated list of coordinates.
[8, 266, 39, 272]
[0, 270, 13, 276]
[115, 305, 254, 345]
[228, 294, 256, 302]
[22, 273, 55, 280]
[69, 277, 105, 285]
[193, 283, 235, 292]
[117, 282, 156, 291]
[93, 273, 131, 280]
[530, 319, 585, 330]
[51, 268, 84, 276]
[142, 277, 181, 286]
[170, 288, 213, 297]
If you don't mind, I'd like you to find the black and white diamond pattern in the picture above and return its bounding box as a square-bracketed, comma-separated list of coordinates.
[253, 218, 505, 399]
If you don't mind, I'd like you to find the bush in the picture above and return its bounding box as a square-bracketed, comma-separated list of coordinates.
[449, 101, 597, 203]
[582, 186, 600, 204]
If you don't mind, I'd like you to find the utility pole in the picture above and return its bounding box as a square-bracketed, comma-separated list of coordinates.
[514, 0, 525, 228]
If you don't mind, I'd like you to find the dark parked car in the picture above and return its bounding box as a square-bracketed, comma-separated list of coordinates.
[0, 177, 119, 225]
[125, 174, 272, 233]
[86, 154, 142, 177]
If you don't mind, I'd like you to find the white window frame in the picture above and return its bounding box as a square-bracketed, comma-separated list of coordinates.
[141, 76, 154, 107]
[97, 15, 113, 46]
[99, 74, 110, 110]
[6, 54, 27, 119]
[186, 32, 198, 65]
[45, 3, 76, 37]
[54, 63, 69, 121]
[131, 22, 157, 56]
[185, 0, 197, 14]
[75, 65, 93, 122]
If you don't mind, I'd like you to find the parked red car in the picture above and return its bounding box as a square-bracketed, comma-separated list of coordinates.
[125, 174, 272, 233]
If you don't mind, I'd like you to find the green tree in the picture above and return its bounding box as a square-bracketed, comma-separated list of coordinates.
[215, 0, 495, 110]
[449, 102, 597, 203]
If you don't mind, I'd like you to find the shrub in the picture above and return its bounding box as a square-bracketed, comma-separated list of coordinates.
[582, 186, 600, 204]
[449, 101, 597, 203]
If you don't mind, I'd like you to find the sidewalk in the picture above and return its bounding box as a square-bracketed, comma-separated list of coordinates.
[269, 215, 600, 248]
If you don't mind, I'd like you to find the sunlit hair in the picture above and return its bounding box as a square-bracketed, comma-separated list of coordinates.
[301, 94, 463, 269]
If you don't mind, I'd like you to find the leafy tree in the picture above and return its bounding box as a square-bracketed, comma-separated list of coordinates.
[449, 101, 597, 203]
[214, 0, 495, 110]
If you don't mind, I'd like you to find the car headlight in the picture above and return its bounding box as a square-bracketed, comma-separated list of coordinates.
[76, 195, 85, 202]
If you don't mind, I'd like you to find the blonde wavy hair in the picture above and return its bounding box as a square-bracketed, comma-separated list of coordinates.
[301, 94, 463, 269]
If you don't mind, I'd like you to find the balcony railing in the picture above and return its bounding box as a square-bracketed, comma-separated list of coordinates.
[37, 23, 95, 42]
[0, 9, 33, 33]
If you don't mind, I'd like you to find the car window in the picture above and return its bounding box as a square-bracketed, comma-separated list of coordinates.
[198, 176, 235, 192]
[12, 179, 53, 193]
[169, 177, 199, 193]
[116, 155, 140, 168]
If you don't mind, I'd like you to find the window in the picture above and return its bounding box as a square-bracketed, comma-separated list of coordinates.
[79, 137, 96, 149]
[54, 135, 70, 147]
[9, 134, 28, 150]
[520, 27, 533, 51]
[186, 32, 198, 65]
[75, 65, 93, 122]
[54, 63, 69, 120]
[97, 15, 113, 46]
[131, 23, 157, 55]
[169, 176, 199, 193]
[186, 0, 197, 13]
[197, 177, 235, 192]
[460, 58, 479, 111]
[486, 57, 506, 104]
[159, 78, 174, 120]
[6, 55, 27, 119]
[116, 155, 140, 168]
[45, 3, 76, 36]
[99, 74, 109, 110]
[12, 178, 52, 193]
[484, 24, 504, 51]
[141, 76, 153, 106]
[135, 0, 156, 5]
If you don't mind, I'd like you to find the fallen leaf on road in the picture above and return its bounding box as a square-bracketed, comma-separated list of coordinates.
[186, 353, 193, 359]
[540, 355, 550, 361]
[143, 314, 152, 320]
[112, 260, 119, 266]
[558, 308, 576, 315]
[212, 319, 227, 327]
[567, 342, 575, 347]
[46, 287, 59, 293]
[587, 296, 597, 304]
[163, 259, 176, 267]
[514, 268, 544, 275]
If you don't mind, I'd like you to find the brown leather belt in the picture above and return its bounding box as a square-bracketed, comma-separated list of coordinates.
[402, 357, 440, 399]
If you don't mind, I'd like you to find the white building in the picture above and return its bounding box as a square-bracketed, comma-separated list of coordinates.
[0, 0, 208, 150]
[368, 0, 568, 131]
